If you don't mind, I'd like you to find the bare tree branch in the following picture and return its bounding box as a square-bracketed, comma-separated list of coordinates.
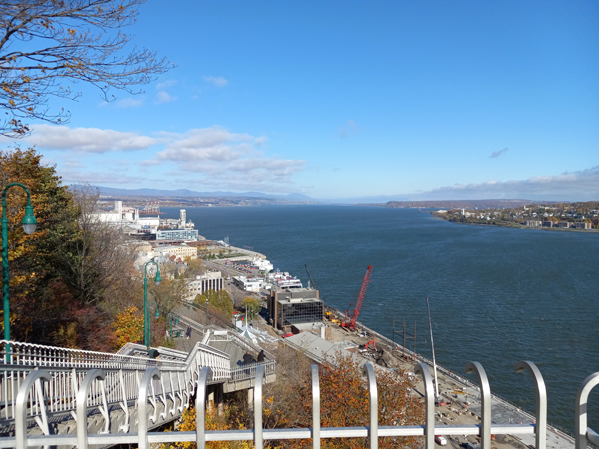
[0, 0, 173, 137]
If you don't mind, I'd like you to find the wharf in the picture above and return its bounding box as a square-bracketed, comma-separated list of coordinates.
[323, 310, 575, 449]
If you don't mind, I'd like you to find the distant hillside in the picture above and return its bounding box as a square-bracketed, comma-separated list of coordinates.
[70, 185, 314, 202]
[384, 199, 551, 209]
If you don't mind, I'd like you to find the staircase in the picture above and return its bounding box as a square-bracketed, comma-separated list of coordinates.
[0, 339, 230, 443]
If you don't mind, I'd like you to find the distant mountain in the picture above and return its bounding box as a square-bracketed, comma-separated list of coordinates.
[70, 185, 314, 201]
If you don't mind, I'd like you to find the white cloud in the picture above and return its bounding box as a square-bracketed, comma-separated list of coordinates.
[339, 119, 361, 139]
[413, 166, 599, 201]
[23, 124, 305, 191]
[156, 80, 177, 90]
[59, 169, 148, 185]
[203, 76, 228, 88]
[28, 124, 156, 153]
[156, 127, 253, 162]
[156, 91, 176, 103]
[116, 97, 144, 108]
[153, 126, 305, 186]
[254, 136, 268, 146]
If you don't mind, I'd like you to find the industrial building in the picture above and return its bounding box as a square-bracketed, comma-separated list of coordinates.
[268, 288, 323, 332]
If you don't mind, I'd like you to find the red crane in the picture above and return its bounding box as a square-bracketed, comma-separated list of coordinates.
[342, 265, 373, 330]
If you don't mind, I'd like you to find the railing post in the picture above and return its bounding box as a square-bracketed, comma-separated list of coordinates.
[196, 366, 212, 449]
[76, 369, 106, 449]
[138, 367, 161, 449]
[254, 365, 265, 449]
[15, 370, 51, 449]
[575, 372, 599, 449]
[311, 364, 320, 449]
[415, 363, 435, 449]
[514, 361, 547, 449]
[465, 362, 491, 449]
[363, 364, 378, 449]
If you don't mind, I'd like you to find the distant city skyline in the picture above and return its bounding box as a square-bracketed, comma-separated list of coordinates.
[2, 1, 598, 201]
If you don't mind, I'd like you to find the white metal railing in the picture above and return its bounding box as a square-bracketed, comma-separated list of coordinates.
[0, 360, 594, 449]
[201, 328, 276, 383]
[230, 360, 276, 382]
[0, 340, 230, 434]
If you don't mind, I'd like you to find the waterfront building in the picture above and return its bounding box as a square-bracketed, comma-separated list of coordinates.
[268, 288, 323, 331]
[154, 243, 197, 259]
[524, 220, 543, 227]
[574, 222, 592, 229]
[232, 275, 264, 292]
[558, 222, 574, 228]
[156, 228, 200, 240]
[186, 270, 223, 299]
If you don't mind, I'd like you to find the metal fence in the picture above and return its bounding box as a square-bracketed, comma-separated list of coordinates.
[0, 340, 231, 435]
[2, 359, 598, 449]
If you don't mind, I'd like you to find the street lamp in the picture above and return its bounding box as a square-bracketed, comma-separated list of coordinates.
[143, 261, 161, 347]
[147, 301, 159, 345]
[2, 183, 37, 349]
[155, 309, 179, 338]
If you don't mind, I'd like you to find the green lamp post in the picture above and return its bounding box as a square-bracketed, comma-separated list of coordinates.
[147, 301, 160, 346]
[2, 183, 37, 351]
[155, 308, 179, 338]
[143, 261, 161, 347]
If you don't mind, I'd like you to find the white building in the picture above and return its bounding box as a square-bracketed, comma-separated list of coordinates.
[154, 244, 197, 259]
[233, 275, 264, 293]
[187, 271, 224, 300]
[92, 200, 162, 234]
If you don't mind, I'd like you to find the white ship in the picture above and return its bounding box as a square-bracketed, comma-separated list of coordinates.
[250, 256, 273, 272]
[268, 269, 303, 289]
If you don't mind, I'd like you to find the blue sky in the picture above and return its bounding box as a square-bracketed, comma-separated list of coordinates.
[4, 1, 599, 201]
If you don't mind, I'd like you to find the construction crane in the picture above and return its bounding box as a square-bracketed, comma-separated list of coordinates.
[342, 265, 373, 330]
[305, 264, 318, 291]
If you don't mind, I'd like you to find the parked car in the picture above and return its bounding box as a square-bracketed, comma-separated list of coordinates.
[435, 436, 447, 446]
[282, 333, 294, 338]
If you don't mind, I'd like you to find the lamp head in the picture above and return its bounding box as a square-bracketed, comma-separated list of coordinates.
[22, 205, 37, 235]
[154, 270, 162, 287]
[155, 308, 160, 319]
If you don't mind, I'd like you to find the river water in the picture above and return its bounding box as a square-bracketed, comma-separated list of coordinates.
[162, 205, 599, 432]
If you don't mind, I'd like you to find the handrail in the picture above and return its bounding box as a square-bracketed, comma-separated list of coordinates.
[1, 361, 592, 449]
[0, 340, 231, 432]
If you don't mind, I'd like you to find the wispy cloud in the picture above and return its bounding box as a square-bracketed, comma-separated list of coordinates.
[27, 124, 156, 153]
[489, 148, 508, 158]
[116, 97, 144, 108]
[156, 80, 177, 90]
[203, 76, 228, 88]
[339, 120, 361, 139]
[411, 166, 599, 201]
[59, 169, 148, 186]
[156, 91, 176, 103]
[154, 126, 304, 185]
[24, 124, 305, 191]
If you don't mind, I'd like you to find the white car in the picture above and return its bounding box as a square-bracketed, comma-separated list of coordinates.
[435, 436, 447, 446]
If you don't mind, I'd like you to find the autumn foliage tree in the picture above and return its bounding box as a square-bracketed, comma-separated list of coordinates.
[267, 354, 425, 449]
[111, 306, 143, 349]
[0, 148, 142, 350]
[160, 404, 254, 449]
[195, 289, 233, 317]
[165, 350, 425, 449]
[0, 0, 172, 137]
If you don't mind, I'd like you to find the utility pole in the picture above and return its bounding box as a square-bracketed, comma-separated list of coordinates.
[426, 296, 440, 399]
